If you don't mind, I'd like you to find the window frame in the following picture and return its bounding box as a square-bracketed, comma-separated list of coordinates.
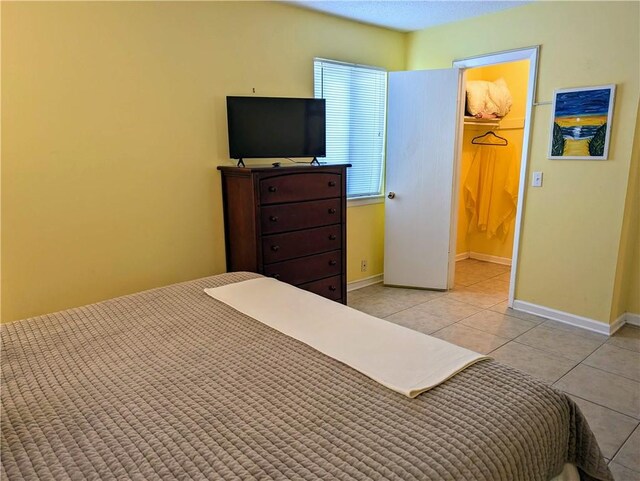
[314, 57, 388, 201]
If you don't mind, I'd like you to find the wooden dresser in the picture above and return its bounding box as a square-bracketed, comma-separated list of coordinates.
[218, 163, 350, 303]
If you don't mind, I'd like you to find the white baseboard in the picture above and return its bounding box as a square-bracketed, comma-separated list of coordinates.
[512, 300, 613, 336]
[455, 252, 470, 262]
[624, 312, 640, 327]
[610, 313, 627, 336]
[347, 274, 383, 292]
[469, 251, 512, 266]
[598, 312, 639, 334]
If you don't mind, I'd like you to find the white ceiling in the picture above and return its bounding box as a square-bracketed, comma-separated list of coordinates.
[285, 1, 531, 32]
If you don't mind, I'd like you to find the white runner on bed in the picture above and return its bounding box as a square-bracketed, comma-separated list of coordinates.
[205, 278, 489, 398]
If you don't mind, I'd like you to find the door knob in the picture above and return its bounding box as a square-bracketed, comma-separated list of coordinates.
[387, 192, 396, 199]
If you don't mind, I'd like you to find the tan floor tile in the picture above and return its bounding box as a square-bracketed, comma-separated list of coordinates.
[347, 296, 417, 318]
[571, 396, 639, 460]
[385, 307, 455, 335]
[473, 261, 510, 277]
[408, 297, 482, 322]
[541, 319, 609, 343]
[454, 270, 491, 287]
[515, 325, 604, 362]
[489, 301, 548, 324]
[473, 277, 510, 295]
[494, 271, 512, 282]
[584, 343, 640, 382]
[348, 290, 371, 303]
[555, 365, 640, 419]
[455, 258, 484, 271]
[455, 261, 504, 280]
[444, 285, 507, 309]
[348, 283, 445, 310]
[459, 310, 537, 339]
[453, 281, 469, 290]
[609, 325, 640, 353]
[608, 462, 640, 481]
[348, 283, 385, 300]
[613, 425, 640, 472]
[431, 323, 509, 354]
[379, 287, 446, 304]
[490, 341, 578, 383]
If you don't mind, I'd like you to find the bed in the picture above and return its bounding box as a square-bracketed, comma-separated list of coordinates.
[1, 272, 612, 481]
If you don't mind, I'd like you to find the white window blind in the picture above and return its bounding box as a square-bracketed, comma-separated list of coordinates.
[314, 58, 387, 198]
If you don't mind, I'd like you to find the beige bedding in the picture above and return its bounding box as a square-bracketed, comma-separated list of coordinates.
[1, 272, 613, 480]
[205, 277, 489, 398]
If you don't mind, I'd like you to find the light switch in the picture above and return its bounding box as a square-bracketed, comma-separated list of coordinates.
[532, 171, 543, 187]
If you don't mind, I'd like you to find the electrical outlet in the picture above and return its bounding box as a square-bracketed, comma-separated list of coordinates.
[532, 171, 543, 187]
[361, 260, 368, 272]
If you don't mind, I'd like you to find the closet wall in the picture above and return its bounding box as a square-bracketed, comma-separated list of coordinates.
[456, 60, 529, 262]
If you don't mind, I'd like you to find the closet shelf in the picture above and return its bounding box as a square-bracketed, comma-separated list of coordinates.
[463, 116, 501, 127]
[464, 116, 501, 126]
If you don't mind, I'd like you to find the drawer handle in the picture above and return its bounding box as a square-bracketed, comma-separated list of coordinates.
[328, 234, 337, 240]
[328, 260, 337, 266]
[268, 186, 277, 193]
[272, 273, 281, 279]
[328, 181, 336, 187]
[271, 245, 280, 252]
[328, 208, 337, 214]
[269, 215, 278, 222]
[329, 285, 337, 292]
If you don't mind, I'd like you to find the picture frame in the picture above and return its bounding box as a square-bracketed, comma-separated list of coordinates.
[548, 84, 615, 160]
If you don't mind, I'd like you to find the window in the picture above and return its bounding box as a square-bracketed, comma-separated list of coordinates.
[314, 58, 387, 198]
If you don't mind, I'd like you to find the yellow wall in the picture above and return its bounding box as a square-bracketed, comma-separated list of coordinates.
[408, 1, 639, 324]
[611, 102, 640, 319]
[1, 1, 405, 322]
[456, 60, 529, 260]
[347, 202, 385, 282]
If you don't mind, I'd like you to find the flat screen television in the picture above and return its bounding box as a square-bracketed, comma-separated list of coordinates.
[226, 96, 326, 163]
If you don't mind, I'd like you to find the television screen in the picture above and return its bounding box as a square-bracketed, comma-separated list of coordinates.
[226, 96, 326, 160]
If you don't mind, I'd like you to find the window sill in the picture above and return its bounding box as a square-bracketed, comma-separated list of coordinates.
[347, 195, 385, 207]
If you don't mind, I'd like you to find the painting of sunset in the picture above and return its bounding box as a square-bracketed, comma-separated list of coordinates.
[549, 85, 615, 160]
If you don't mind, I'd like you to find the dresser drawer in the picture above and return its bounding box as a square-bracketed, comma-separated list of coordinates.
[261, 198, 341, 235]
[263, 250, 341, 285]
[262, 225, 341, 264]
[260, 173, 342, 205]
[298, 275, 342, 301]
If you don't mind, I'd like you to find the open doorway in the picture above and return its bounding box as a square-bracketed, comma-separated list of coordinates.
[383, 47, 538, 300]
[449, 47, 539, 307]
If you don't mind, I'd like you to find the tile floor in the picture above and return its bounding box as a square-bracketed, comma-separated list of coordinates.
[348, 259, 640, 480]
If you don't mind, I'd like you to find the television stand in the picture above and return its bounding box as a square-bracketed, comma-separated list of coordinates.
[236, 158, 246, 168]
[310, 157, 320, 166]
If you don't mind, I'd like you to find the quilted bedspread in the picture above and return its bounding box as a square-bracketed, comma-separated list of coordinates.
[1, 272, 612, 481]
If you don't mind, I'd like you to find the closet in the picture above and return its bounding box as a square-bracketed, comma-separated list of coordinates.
[384, 48, 537, 294]
[455, 60, 530, 267]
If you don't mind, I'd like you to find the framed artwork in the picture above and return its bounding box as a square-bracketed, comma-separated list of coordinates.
[548, 84, 615, 160]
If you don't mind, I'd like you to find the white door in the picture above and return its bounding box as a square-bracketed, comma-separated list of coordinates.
[384, 68, 463, 289]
